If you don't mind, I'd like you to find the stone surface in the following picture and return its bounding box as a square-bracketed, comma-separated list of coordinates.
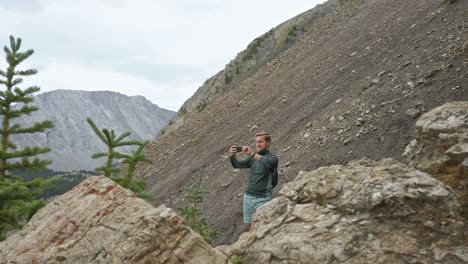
[221, 159, 468, 263]
[463, 41, 468, 58]
[0, 176, 229, 264]
[403, 101, 468, 205]
[12, 90, 175, 170]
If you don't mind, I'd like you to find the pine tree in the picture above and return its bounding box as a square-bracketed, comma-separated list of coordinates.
[87, 119, 154, 201]
[0, 35, 58, 240]
[177, 172, 221, 245]
[86, 117, 142, 177]
[114, 140, 154, 201]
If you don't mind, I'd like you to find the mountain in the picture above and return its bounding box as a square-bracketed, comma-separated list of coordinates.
[12, 90, 175, 171]
[135, 0, 467, 245]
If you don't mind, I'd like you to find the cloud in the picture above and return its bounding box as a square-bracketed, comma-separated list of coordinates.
[0, 0, 325, 111]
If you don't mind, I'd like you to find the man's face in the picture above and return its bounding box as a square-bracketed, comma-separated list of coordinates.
[255, 136, 269, 153]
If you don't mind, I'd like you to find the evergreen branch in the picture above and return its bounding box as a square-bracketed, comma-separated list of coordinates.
[5, 158, 52, 171]
[7, 141, 17, 150]
[6, 146, 51, 159]
[11, 78, 22, 86]
[7, 105, 39, 119]
[11, 94, 34, 105]
[23, 176, 60, 188]
[0, 69, 5, 77]
[91, 152, 107, 159]
[114, 131, 131, 144]
[23, 86, 41, 94]
[9, 120, 53, 134]
[15, 49, 34, 65]
[3, 46, 12, 56]
[110, 130, 116, 141]
[102, 129, 113, 145]
[9, 35, 16, 52]
[86, 118, 107, 143]
[112, 151, 128, 160]
[117, 154, 132, 161]
[15, 69, 37, 76]
[115, 140, 143, 147]
[14, 37, 22, 51]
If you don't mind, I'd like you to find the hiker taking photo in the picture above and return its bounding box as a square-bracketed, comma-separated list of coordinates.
[228, 132, 279, 231]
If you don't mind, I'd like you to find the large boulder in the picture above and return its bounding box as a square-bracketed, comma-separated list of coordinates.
[0, 176, 229, 264]
[403, 101, 468, 208]
[220, 159, 468, 263]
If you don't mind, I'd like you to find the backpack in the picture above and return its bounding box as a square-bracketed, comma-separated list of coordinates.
[271, 166, 279, 188]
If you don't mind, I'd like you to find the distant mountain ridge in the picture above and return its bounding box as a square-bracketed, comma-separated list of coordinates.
[12, 89, 175, 171]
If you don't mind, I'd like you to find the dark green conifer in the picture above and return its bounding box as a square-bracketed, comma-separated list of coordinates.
[0, 36, 58, 240]
[177, 173, 221, 245]
[115, 140, 154, 201]
[86, 117, 142, 177]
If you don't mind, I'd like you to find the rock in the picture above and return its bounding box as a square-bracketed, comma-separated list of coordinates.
[402, 61, 412, 67]
[223, 159, 467, 263]
[305, 122, 313, 129]
[463, 41, 468, 58]
[250, 124, 258, 131]
[370, 78, 380, 85]
[377, 71, 386, 77]
[406, 108, 421, 118]
[281, 146, 292, 152]
[403, 101, 468, 209]
[355, 118, 364, 126]
[0, 176, 229, 264]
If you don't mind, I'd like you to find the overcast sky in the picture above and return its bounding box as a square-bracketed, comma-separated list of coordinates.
[0, 0, 325, 111]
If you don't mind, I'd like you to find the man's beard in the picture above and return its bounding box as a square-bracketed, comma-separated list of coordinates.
[256, 147, 268, 155]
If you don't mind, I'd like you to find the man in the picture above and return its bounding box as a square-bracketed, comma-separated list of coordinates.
[228, 132, 278, 231]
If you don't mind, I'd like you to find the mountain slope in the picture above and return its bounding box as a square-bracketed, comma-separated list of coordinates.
[136, 0, 468, 245]
[12, 90, 175, 171]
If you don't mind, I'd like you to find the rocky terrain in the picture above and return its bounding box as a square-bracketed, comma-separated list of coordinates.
[134, 0, 468, 245]
[219, 158, 468, 263]
[404, 101, 468, 216]
[1, 101, 467, 263]
[12, 90, 175, 171]
[0, 176, 229, 263]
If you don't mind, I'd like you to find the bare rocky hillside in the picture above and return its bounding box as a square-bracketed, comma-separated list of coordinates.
[135, 0, 468, 245]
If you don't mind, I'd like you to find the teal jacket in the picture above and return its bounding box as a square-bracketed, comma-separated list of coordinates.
[230, 150, 278, 198]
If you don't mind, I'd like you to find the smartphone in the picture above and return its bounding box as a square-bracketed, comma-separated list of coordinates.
[235, 146, 243, 152]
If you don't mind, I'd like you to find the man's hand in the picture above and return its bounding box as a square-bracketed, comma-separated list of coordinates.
[228, 145, 236, 157]
[243, 146, 254, 157]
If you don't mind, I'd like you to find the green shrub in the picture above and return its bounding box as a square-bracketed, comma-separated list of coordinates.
[177, 173, 221, 245]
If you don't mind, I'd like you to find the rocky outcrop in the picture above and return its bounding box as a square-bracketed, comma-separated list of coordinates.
[0, 176, 229, 264]
[12, 90, 175, 171]
[403, 101, 468, 206]
[219, 159, 468, 263]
